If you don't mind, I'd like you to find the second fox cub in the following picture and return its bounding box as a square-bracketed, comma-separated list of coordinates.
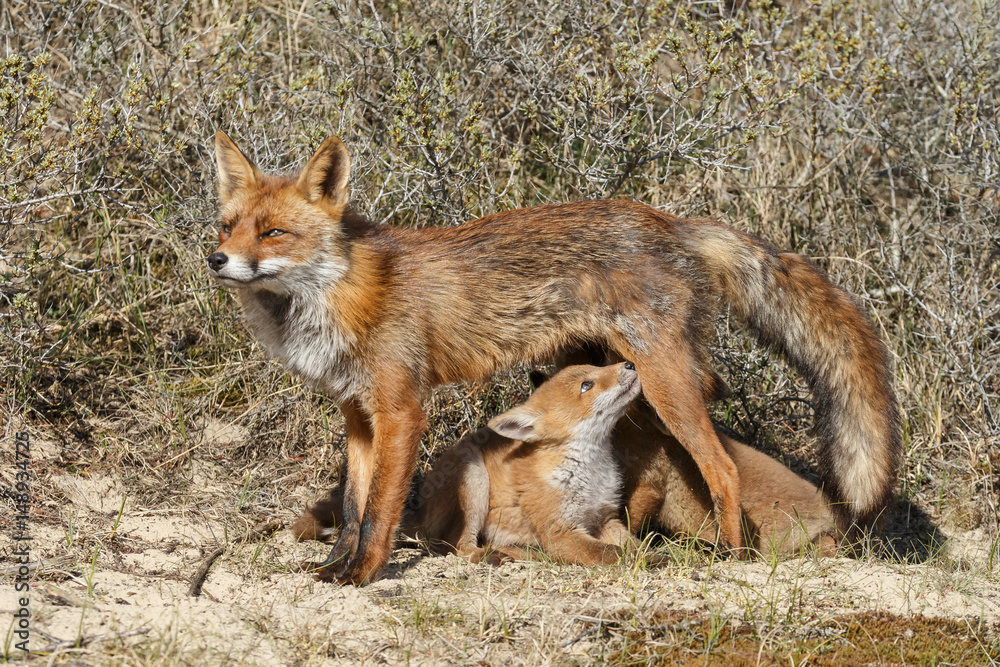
[211, 132, 899, 582]
[616, 402, 838, 556]
[293, 364, 838, 560]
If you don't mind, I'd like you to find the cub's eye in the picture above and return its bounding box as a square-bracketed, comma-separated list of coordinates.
[580, 380, 594, 394]
[261, 228, 285, 238]
[220, 224, 232, 234]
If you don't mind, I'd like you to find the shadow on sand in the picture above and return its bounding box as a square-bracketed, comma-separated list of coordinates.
[879, 500, 948, 563]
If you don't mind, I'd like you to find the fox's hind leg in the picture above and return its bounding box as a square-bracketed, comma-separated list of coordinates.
[616, 340, 746, 554]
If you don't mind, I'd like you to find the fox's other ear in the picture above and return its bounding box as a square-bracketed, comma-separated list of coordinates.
[528, 370, 549, 390]
[297, 136, 351, 206]
[704, 369, 732, 402]
[488, 406, 542, 443]
[215, 131, 262, 204]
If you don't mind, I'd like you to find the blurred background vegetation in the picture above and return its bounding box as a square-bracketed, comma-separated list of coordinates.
[2, 0, 997, 546]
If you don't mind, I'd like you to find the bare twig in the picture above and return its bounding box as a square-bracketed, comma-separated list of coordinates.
[187, 546, 225, 597]
[247, 519, 284, 541]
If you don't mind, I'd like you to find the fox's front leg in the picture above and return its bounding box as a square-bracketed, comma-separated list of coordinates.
[597, 518, 634, 548]
[453, 443, 490, 556]
[539, 528, 626, 566]
[319, 399, 375, 573]
[598, 518, 672, 568]
[334, 383, 426, 585]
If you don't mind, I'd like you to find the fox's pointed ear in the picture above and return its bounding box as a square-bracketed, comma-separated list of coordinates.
[528, 370, 550, 390]
[215, 131, 261, 204]
[297, 136, 351, 206]
[488, 406, 542, 443]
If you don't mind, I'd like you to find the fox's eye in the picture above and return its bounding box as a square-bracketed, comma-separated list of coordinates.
[261, 229, 285, 238]
[580, 380, 594, 394]
[221, 224, 231, 234]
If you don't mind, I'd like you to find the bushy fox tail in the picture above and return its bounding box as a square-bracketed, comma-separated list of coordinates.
[681, 221, 901, 535]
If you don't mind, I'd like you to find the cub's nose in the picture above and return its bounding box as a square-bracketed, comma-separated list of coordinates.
[207, 252, 229, 271]
[624, 361, 635, 370]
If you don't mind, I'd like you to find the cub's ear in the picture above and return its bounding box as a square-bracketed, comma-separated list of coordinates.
[488, 406, 542, 443]
[297, 136, 351, 206]
[528, 370, 550, 390]
[704, 369, 732, 402]
[214, 131, 262, 204]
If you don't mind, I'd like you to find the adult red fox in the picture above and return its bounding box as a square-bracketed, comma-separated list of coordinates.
[209, 132, 898, 583]
[292, 364, 837, 560]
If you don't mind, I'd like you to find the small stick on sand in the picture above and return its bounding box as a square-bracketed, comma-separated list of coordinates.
[247, 519, 283, 541]
[188, 546, 225, 597]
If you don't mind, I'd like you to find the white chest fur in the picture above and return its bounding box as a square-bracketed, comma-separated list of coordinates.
[240, 289, 365, 401]
[548, 434, 621, 532]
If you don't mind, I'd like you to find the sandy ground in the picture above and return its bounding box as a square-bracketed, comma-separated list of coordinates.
[2, 441, 999, 664]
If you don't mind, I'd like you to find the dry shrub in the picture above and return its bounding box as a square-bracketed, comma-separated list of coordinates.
[1, 0, 997, 538]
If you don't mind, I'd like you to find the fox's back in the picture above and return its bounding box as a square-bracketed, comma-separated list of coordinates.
[398, 200, 692, 276]
[386, 201, 713, 384]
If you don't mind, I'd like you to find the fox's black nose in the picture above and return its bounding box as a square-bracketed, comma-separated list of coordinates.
[207, 252, 228, 271]
[624, 361, 635, 370]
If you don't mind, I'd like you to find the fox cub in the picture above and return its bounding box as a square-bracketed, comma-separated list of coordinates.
[615, 404, 838, 556]
[293, 364, 837, 561]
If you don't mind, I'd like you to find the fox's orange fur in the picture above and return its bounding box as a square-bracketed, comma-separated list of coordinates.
[291, 365, 641, 566]
[210, 132, 899, 584]
[292, 364, 837, 559]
